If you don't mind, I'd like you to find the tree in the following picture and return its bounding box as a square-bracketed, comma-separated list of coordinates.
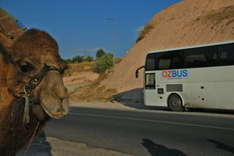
[94, 53, 114, 73]
[72, 55, 84, 63]
[96, 49, 106, 59]
[63, 58, 72, 64]
[83, 56, 94, 62]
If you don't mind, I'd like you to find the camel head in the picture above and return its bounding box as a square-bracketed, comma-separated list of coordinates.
[7, 29, 69, 121]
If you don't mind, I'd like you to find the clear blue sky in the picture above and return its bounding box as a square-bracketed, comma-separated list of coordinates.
[1, 0, 180, 59]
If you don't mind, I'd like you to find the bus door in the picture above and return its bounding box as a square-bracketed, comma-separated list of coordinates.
[144, 72, 161, 106]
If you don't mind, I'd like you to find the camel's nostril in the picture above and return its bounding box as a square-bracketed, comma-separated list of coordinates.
[56, 105, 65, 113]
[59, 97, 64, 103]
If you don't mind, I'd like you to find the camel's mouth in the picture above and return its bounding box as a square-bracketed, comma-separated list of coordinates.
[40, 98, 69, 119]
[31, 97, 69, 121]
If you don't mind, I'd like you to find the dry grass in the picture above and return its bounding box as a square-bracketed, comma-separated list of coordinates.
[65, 59, 122, 101]
[64, 59, 121, 77]
[64, 61, 95, 76]
[70, 69, 117, 101]
[114, 58, 122, 64]
[196, 5, 234, 26]
[136, 23, 154, 43]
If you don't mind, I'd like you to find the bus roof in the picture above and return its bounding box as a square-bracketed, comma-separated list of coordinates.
[148, 40, 234, 54]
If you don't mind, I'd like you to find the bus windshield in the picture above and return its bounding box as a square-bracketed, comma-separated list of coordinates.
[145, 53, 156, 71]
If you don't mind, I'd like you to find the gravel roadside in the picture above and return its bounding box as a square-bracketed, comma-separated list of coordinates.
[48, 137, 132, 156]
[17, 132, 132, 156]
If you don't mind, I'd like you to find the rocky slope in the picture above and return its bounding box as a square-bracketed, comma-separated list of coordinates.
[102, 0, 234, 95]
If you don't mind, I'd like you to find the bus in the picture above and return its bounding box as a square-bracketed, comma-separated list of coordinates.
[136, 41, 234, 111]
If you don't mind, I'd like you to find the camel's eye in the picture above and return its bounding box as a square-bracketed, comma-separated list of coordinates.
[19, 62, 34, 73]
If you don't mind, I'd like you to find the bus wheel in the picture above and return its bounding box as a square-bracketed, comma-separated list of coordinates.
[168, 94, 184, 112]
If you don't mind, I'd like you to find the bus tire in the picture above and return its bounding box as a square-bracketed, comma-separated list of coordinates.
[168, 94, 184, 112]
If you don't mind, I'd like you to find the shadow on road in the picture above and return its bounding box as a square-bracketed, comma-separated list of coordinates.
[17, 131, 52, 156]
[112, 88, 145, 109]
[207, 139, 234, 154]
[113, 88, 167, 110]
[190, 108, 234, 115]
[142, 138, 186, 156]
[113, 88, 234, 115]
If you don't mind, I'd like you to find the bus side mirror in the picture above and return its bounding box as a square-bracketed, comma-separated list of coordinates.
[135, 66, 145, 79]
[136, 70, 139, 78]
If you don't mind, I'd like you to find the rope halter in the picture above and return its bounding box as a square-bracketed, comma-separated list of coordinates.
[21, 64, 63, 124]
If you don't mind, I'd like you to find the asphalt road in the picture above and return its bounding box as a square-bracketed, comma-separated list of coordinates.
[45, 107, 234, 156]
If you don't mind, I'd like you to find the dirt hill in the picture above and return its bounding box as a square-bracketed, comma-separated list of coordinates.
[64, 62, 99, 86]
[102, 0, 234, 99]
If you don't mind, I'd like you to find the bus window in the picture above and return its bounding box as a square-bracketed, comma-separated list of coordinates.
[171, 52, 184, 69]
[157, 52, 184, 69]
[155, 53, 172, 70]
[145, 53, 156, 71]
[184, 48, 207, 68]
[158, 56, 171, 69]
[203, 46, 218, 66]
[217, 43, 234, 66]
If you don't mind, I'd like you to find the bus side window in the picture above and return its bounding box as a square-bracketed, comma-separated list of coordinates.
[217, 44, 234, 66]
[158, 58, 171, 69]
[157, 53, 172, 70]
[184, 48, 207, 68]
[204, 46, 218, 66]
[171, 52, 184, 69]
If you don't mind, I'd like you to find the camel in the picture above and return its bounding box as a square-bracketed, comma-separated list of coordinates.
[0, 29, 69, 155]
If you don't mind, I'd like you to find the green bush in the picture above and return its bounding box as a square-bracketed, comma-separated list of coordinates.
[83, 56, 94, 62]
[64, 58, 73, 63]
[64, 55, 94, 64]
[72, 55, 84, 63]
[96, 49, 106, 59]
[94, 53, 114, 73]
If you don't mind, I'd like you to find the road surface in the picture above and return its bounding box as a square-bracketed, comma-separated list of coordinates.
[45, 107, 234, 156]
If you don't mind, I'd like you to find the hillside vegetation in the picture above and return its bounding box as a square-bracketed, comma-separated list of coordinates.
[64, 62, 118, 101]
[64, 57, 121, 101]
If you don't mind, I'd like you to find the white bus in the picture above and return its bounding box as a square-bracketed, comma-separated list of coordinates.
[136, 41, 234, 111]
